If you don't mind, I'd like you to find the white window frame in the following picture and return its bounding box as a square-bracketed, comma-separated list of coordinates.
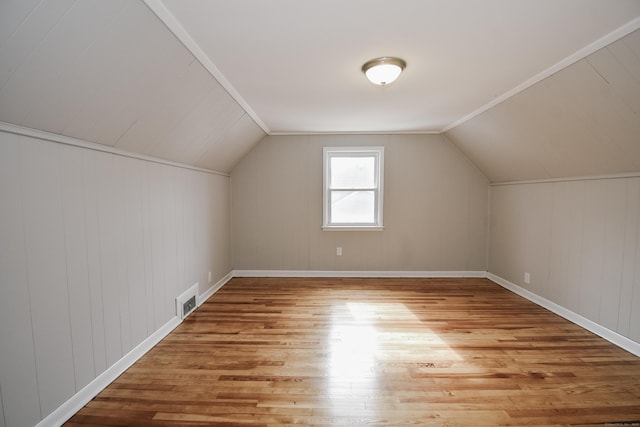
[322, 146, 384, 230]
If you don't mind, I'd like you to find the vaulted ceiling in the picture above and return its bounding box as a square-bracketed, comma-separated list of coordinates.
[1, 0, 639, 180]
[0, 0, 265, 173]
[447, 29, 640, 182]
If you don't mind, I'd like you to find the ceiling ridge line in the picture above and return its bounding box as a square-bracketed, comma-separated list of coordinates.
[441, 15, 640, 134]
[142, 0, 271, 136]
[269, 130, 442, 136]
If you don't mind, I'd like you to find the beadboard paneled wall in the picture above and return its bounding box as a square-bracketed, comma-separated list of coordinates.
[489, 177, 640, 343]
[0, 130, 232, 427]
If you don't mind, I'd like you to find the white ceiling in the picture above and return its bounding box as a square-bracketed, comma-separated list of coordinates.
[1, 0, 638, 180]
[155, 0, 640, 134]
[447, 28, 640, 182]
[0, 0, 265, 173]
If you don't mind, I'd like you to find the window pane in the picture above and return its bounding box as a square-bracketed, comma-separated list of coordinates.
[330, 156, 375, 189]
[330, 191, 375, 223]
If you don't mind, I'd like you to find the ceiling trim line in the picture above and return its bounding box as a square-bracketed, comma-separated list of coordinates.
[441, 15, 640, 133]
[142, 0, 271, 135]
[0, 122, 230, 177]
[269, 130, 442, 136]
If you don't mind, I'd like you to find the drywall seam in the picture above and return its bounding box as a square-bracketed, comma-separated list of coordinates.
[142, 0, 270, 135]
[492, 172, 640, 187]
[442, 16, 640, 132]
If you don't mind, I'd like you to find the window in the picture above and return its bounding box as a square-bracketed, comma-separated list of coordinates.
[323, 146, 384, 229]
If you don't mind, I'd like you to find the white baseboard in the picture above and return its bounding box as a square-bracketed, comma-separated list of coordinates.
[487, 272, 640, 357]
[198, 271, 233, 306]
[38, 270, 235, 427]
[232, 270, 488, 278]
[36, 316, 182, 427]
[48, 270, 635, 427]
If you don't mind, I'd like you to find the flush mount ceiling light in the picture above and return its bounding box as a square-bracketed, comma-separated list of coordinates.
[361, 57, 406, 85]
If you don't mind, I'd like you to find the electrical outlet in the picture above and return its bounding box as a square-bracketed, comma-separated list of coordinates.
[336, 247, 342, 256]
[524, 272, 530, 284]
[208, 271, 212, 283]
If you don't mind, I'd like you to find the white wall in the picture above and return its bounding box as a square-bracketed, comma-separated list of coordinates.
[0, 130, 232, 427]
[489, 177, 640, 344]
[231, 134, 489, 272]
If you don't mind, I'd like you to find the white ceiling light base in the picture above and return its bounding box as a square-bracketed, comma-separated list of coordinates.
[362, 57, 406, 85]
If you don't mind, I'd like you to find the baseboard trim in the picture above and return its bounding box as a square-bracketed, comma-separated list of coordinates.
[39, 270, 235, 427]
[487, 272, 640, 357]
[232, 270, 488, 278]
[36, 316, 182, 427]
[198, 271, 234, 306]
[47, 269, 634, 427]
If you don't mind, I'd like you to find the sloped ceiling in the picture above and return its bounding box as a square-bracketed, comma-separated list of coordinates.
[0, 0, 639, 181]
[157, 0, 640, 135]
[0, 0, 265, 173]
[446, 30, 640, 183]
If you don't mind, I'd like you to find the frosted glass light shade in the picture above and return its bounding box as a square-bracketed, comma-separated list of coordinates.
[362, 57, 406, 85]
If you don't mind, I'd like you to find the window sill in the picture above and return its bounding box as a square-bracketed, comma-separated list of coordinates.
[322, 226, 384, 231]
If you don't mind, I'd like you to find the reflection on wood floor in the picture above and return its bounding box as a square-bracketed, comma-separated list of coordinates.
[65, 277, 640, 426]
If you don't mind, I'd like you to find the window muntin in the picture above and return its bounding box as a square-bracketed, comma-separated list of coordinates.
[323, 147, 384, 229]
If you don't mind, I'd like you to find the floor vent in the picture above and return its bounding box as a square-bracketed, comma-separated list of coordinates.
[176, 283, 198, 320]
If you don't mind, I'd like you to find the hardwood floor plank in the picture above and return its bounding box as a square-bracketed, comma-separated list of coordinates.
[64, 278, 640, 426]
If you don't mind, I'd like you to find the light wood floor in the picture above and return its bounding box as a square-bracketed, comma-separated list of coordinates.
[65, 277, 640, 426]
